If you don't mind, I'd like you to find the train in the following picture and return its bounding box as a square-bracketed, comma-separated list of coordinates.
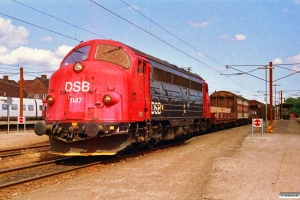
[0, 96, 44, 121]
[34, 39, 252, 156]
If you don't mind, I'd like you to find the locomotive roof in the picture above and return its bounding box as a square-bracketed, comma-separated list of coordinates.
[74, 39, 205, 82]
[127, 45, 204, 81]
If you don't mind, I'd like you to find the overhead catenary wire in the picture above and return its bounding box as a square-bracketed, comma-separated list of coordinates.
[2, 1, 297, 101]
[1, 1, 254, 98]
[11, 0, 108, 40]
[120, 0, 224, 67]
[89, 0, 219, 73]
[90, 0, 268, 97]
[0, 13, 81, 42]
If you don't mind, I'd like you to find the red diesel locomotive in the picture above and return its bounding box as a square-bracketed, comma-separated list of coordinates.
[34, 39, 211, 156]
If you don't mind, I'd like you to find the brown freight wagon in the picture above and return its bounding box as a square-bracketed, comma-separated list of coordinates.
[249, 100, 266, 120]
[210, 91, 250, 126]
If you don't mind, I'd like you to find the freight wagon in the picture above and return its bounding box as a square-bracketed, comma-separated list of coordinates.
[210, 91, 250, 128]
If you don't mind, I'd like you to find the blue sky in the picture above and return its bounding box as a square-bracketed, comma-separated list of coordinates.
[0, 0, 300, 103]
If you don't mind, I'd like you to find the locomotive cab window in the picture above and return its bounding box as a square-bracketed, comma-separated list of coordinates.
[61, 45, 90, 67]
[95, 44, 131, 69]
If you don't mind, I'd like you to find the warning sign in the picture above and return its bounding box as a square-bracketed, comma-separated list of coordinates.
[252, 118, 264, 137]
[253, 118, 262, 127]
[18, 117, 25, 124]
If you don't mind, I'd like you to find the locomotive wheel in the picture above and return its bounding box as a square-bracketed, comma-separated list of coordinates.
[114, 150, 122, 158]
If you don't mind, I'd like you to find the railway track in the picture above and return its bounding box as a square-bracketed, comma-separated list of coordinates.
[0, 140, 183, 189]
[0, 144, 50, 158]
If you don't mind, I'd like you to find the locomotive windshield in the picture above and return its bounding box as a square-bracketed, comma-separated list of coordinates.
[94, 44, 131, 68]
[61, 45, 90, 67]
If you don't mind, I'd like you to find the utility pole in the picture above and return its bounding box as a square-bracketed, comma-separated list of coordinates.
[20, 67, 23, 118]
[280, 90, 283, 121]
[268, 62, 273, 132]
[273, 84, 281, 120]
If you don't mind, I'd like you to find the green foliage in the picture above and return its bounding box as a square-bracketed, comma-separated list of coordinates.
[285, 97, 300, 115]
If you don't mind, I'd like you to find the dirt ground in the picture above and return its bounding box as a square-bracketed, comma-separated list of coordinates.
[1, 119, 300, 200]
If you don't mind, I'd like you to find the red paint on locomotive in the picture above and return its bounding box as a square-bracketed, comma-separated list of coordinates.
[34, 39, 209, 156]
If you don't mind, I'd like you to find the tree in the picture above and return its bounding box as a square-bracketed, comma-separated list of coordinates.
[286, 97, 300, 116]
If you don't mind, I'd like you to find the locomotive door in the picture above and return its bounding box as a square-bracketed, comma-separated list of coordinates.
[131, 60, 151, 121]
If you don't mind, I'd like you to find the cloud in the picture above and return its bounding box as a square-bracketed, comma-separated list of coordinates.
[187, 20, 209, 28]
[294, 0, 300, 5]
[292, 65, 300, 71]
[284, 54, 300, 71]
[128, 5, 140, 10]
[0, 46, 8, 54]
[195, 51, 204, 57]
[273, 58, 282, 65]
[234, 34, 246, 41]
[0, 45, 73, 69]
[54, 45, 73, 58]
[220, 34, 246, 41]
[42, 36, 52, 42]
[0, 17, 29, 48]
[220, 34, 230, 40]
[286, 54, 300, 63]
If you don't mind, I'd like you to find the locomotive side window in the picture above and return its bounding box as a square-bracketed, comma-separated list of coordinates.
[173, 74, 189, 88]
[95, 45, 131, 69]
[153, 68, 172, 84]
[61, 45, 90, 67]
[191, 81, 202, 92]
[137, 60, 146, 75]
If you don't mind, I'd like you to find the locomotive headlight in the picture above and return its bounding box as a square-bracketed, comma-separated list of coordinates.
[46, 94, 55, 105]
[102, 92, 120, 106]
[73, 62, 84, 72]
[103, 95, 111, 104]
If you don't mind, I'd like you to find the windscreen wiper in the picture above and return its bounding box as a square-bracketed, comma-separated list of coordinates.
[103, 46, 122, 54]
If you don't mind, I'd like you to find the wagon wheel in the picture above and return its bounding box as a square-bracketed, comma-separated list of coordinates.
[130, 144, 140, 153]
[148, 140, 156, 150]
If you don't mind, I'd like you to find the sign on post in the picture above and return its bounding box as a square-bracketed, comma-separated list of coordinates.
[17, 116, 26, 133]
[253, 118, 262, 127]
[252, 118, 264, 137]
[7, 97, 12, 134]
[18, 117, 25, 124]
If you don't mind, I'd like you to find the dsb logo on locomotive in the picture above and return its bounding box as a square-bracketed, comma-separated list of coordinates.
[151, 102, 163, 115]
[65, 81, 90, 92]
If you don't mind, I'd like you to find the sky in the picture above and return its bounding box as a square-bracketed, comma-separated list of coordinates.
[0, 0, 300, 104]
